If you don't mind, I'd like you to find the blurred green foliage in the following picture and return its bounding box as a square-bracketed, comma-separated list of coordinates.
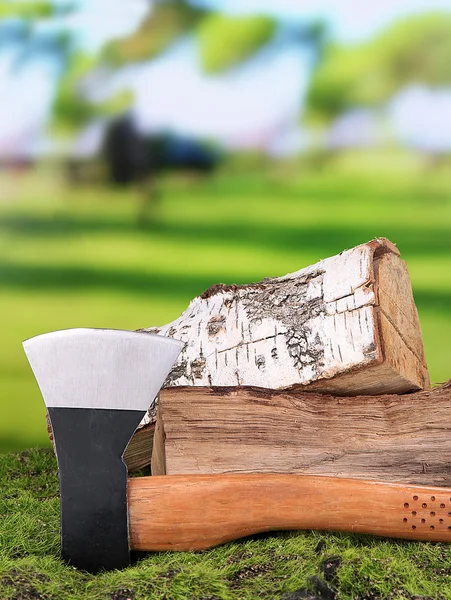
[102, 0, 204, 67]
[51, 52, 133, 134]
[306, 13, 451, 122]
[4, 3, 451, 134]
[0, 0, 279, 132]
[103, 1, 278, 74]
[0, 1, 54, 19]
[0, 154, 450, 453]
[51, 53, 101, 133]
[197, 13, 277, 73]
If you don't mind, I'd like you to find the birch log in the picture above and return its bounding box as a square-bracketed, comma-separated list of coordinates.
[152, 381, 451, 486]
[141, 238, 429, 397]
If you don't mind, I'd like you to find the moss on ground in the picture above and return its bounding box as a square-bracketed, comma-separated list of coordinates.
[1, 449, 451, 599]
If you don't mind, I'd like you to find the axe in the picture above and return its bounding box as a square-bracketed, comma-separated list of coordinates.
[24, 328, 451, 574]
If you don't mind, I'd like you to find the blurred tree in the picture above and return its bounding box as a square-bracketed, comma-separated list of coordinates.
[51, 0, 206, 135]
[52, 52, 133, 134]
[306, 13, 451, 123]
[1, 0, 324, 132]
[102, 3, 324, 76]
[0, 0, 133, 133]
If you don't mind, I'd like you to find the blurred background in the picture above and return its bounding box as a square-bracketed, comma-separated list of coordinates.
[1, 0, 451, 453]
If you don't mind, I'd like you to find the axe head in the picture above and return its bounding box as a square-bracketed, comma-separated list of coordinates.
[23, 328, 183, 573]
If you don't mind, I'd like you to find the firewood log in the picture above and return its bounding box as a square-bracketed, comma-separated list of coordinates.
[141, 238, 429, 396]
[151, 381, 451, 487]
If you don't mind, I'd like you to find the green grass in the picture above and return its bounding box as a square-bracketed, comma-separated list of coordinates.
[2, 447, 451, 600]
[1, 155, 451, 453]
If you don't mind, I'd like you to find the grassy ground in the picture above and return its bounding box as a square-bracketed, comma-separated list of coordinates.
[1, 154, 451, 452]
[2, 447, 451, 600]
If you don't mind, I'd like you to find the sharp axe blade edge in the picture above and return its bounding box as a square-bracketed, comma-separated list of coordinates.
[22, 327, 184, 410]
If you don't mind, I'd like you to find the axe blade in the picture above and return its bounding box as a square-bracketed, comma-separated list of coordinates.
[23, 328, 183, 573]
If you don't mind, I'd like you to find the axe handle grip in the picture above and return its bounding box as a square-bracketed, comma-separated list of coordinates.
[127, 474, 451, 550]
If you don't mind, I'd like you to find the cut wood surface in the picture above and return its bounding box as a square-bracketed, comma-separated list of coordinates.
[141, 238, 429, 400]
[128, 474, 451, 550]
[123, 423, 154, 472]
[151, 381, 451, 487]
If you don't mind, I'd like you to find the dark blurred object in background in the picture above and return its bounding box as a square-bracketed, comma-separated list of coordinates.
[103, 115, 220, 187]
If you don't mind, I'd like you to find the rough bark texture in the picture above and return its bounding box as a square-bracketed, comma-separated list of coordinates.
[152, 381, 451, 487]
[141, 238, 429, 402]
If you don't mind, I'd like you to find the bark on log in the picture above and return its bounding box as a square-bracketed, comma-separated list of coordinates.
[142, 238, 429, 397]
[152, 381, 451, 487]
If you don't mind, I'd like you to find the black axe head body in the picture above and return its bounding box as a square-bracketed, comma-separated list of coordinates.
[23, 328, 183, 573]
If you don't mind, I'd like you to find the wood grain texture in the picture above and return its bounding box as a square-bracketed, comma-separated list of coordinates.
[153, 382, 451, 485]
[140, 238, 428, 405]
[150, 412, 166, 476]
[128, 473, 451, 550]
[123, 423, 154, 472]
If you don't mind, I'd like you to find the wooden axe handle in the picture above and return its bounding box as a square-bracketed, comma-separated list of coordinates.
[128, 474, 451, 550]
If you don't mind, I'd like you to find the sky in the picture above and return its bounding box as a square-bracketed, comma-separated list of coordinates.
[1, 0, 451, 155]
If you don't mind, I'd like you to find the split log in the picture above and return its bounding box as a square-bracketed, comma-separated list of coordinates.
[151, 382, 451, 487]
[142, 238, 429, 397]
[123, 423, 154, 472]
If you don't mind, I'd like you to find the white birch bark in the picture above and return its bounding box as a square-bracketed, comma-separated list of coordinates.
[140, 238, 428, 414]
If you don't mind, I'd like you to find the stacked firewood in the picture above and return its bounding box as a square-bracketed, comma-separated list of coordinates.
[120, 239, 446, 487]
